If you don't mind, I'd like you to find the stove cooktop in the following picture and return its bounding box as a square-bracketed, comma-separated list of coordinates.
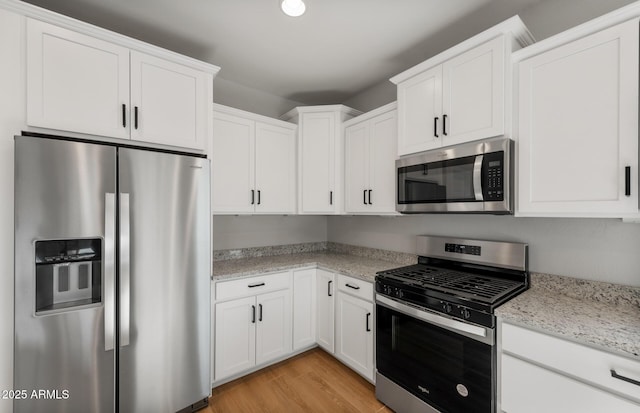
[376, 263, 524, 305]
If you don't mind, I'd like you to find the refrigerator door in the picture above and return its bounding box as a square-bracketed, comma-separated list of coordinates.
[14, 136, 117, 413]
[118, 148, 211, 412]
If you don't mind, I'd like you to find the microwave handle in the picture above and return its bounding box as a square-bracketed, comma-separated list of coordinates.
[473, 155, 484, 201]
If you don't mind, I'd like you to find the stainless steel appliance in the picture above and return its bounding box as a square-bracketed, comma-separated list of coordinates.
[396, 137, 512, 214]
[14, 135, 211, 413]
[375, 236, 528, 413]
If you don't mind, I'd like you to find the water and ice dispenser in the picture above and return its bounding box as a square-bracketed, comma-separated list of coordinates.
[35, 239, 102, 313]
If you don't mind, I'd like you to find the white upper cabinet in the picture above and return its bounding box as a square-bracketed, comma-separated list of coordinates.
[391, 17, 534, 156]
[515, 18, 639, 218]
[27, 18, 130, 140]
[26, 18, 217, 150]
[212, 104, 297, 215]
[282, 105, 361, 214]
[130, 52, 208, 149]
[344, 103, 398, 214]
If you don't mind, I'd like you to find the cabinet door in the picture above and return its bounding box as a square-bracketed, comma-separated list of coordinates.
[292, 269, 316, 351]
[501, 354, 640, 413]
[442, 35, 504, 145]
[255, 289, 292, 366]
[255, 122, 297, 214]
[369, 110, 398, 213]
[130, 52, 208, 150]
[316, 269, 335, 353]
[299, 113, 336, 213]
[214, 297, 256, 381]
[517, 20, 639, 217]
[344, 121, 370, 213]
[335, 292, 374, 381]
[211, 111, 255, 213]
[26, 18, 130, 140]
[397, 65, 442, 155]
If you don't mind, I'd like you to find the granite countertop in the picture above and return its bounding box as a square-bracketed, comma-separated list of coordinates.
[497, 274, 640, 359]
[213, 250, 404, 283]
[213, 243, 640, 360]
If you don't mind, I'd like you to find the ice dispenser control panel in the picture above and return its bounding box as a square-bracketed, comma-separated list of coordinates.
[35, 239, 102, 314]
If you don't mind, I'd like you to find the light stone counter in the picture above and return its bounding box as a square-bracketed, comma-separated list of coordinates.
[213, 251, 405, 283]
[497, 273, 640, 359]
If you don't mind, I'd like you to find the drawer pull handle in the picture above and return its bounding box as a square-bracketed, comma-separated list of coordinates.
[611, 369, 640, 387]
[346, 283, 360, 290]
[248, 282, 265, 288]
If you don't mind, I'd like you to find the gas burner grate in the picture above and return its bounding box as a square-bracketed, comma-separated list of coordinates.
[378, 264, 523, 303]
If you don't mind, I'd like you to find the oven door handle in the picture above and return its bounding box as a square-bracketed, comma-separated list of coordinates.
[473, 154, 484, 201]
[376, 294, 494, 346]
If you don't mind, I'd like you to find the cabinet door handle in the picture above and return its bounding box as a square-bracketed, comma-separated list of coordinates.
[368, 190, 372, 205]
[611, 369, 640, 387]
[258, 303, 263, 322]
[251, 189, 255, 205]
[257, 190, 261, 205]
[434, 117, 439, 138]
[328, 280, 333, 297]
[248, 282, 265, 288]
[346, 283, 360, 290]
[366, 312, 371, 332]
[330, 191, 333, 205]
[443, 114, 448, 136]
[122, 104, 126, 128]
[625, 166, 631, 196]
[251, 305, 256, 324]
[363, 189, 367, 205]
[134, 106, 139, 130]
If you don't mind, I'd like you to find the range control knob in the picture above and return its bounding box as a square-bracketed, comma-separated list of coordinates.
[441, 301, 452, 313]
[463, 308, 471, 320]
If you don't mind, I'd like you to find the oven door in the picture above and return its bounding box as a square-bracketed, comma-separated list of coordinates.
[376, 295, 495, 413]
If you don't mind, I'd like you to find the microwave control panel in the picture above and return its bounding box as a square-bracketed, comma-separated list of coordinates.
[483, 151, 504, 201]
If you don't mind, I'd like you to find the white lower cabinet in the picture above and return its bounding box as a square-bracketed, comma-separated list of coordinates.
[292, 268, 316, 351]
[335, 275, 375, 382]
[214, 273, 292, 382]
[500, 322, 640, 412]
[316, 269, 335, 353]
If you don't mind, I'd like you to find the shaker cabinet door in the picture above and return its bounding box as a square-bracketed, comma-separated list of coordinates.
[27, 18, 130, 140]
[517, 19, 639, 217]
[255, 289, 292, 366]
[345, 122, 370, 213]
[130, 51, 208, 150]
[214, 297, 257, 381]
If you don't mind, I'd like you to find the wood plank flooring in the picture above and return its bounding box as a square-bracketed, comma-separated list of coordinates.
[205, 348, 392, 413]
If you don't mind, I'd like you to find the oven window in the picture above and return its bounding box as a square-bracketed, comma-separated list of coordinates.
[376, 304, 493, 413]
[397, 155, 477, 204]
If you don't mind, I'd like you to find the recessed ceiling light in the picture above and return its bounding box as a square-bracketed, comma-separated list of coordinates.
[281, 0, 306, 17]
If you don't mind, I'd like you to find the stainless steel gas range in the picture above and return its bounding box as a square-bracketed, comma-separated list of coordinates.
[375, 236, 529, 413]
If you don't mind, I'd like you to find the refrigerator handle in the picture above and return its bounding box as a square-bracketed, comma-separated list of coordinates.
[105, 193, 116, 351]
[120, 193, 131, 347]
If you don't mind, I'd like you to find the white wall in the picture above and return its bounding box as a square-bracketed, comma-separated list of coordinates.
[213, 76, 304, 119]
[0, 8, 24, 413]
[212, 215, 327, 250]
[327, 215, 640, 287]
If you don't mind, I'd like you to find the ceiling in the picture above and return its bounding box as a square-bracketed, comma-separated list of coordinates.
[20, 0, 544, 105]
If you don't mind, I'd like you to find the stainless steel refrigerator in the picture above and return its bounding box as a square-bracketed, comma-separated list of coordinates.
[14, 135, 211, 413]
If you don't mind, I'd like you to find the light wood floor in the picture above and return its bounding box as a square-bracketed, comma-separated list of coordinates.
[205, 348, 392, 413]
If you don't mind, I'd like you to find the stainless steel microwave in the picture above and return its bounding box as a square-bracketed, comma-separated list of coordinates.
[396, 137, 512, 214]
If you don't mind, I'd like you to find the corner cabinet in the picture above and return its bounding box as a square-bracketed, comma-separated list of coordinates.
[335, 275, 374, 382]
[391, 17, 534, 156]
[344, 103, 398, 214]
[281, 105, 361, 214]
[212, 104, 297, 214]
[500, 322, 640, 412]
[26, 18, 216, 150]
[515, 18, 639, 218]
[316, 269, 335, 353]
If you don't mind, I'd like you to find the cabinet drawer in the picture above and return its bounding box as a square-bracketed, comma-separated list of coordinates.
[216, 271, 291, 302]
[336, 274, 373, 301]
[502, 322, 640, 402]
